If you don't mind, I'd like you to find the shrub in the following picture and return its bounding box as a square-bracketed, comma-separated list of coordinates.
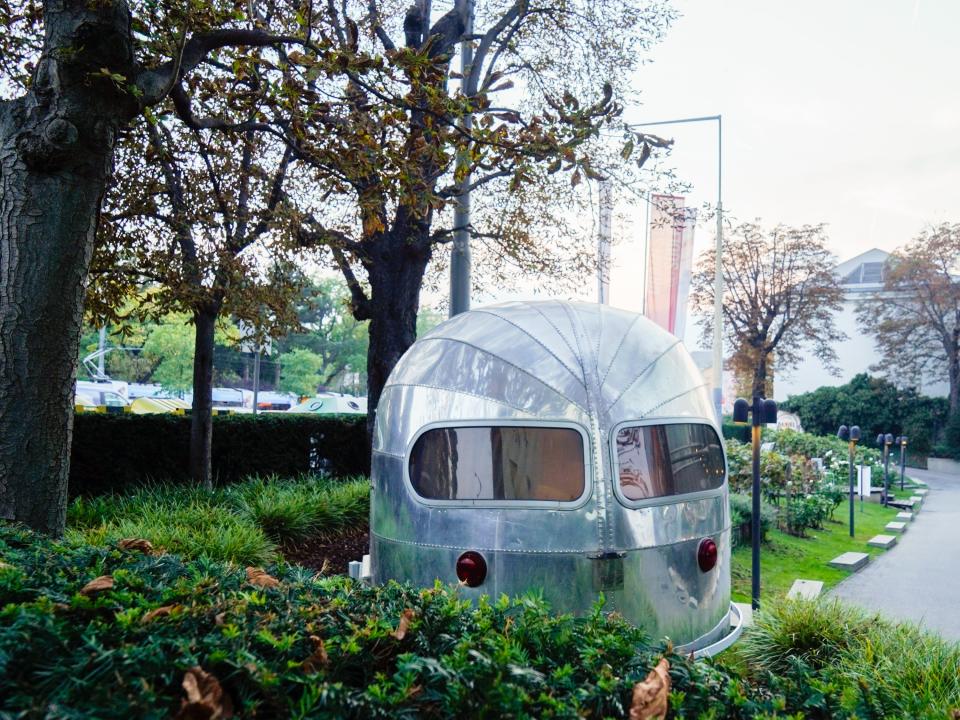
[728, 493, 776, 547]
[0, 525, 788, 719]
[70, 413, 368, 496]
[780, 373, 948, 457]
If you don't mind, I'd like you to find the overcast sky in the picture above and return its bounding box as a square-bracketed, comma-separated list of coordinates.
[604, 0, 960, 316]
[429, 1, 960, 327]
[602, 0, 960, 316]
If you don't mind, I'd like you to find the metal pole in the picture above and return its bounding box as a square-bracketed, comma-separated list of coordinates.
[849, 442, 855, 537]
[884, 443, 892, 503]
[598, 180, 613, 304]
[900, 444, 906, 491]
[712, 116, 723, 423]
[449, 0, 475, 317]
[97, 326, 107, 378]
[252, 351, 261, 416]
[751, 395, 761, 611]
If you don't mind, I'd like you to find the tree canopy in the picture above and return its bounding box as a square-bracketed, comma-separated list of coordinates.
[859, 223, 960, 417]
[691, 222, 845, 398]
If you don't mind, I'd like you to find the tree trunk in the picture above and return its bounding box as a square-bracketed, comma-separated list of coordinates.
[751, 352, 769, 399]
[365, 237, 432, 441]
[189, 305, 219, 490]
[0, 1, 135, 535]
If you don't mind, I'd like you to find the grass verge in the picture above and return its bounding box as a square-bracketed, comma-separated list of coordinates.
[730, 500, 899, 603]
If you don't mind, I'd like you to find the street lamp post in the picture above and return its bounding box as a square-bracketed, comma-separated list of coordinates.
[876, 433, 894, 504]
[450, 0, 476, 317]
[629, 115, 723, 421]
[733, 395, 777, 611]
[896, 436, 909, 490]
[837, 425, 861, 537]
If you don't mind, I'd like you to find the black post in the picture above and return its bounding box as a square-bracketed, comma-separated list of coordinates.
[751, 396, 762, 611]
[849, 440, 855, 537]
[899, 437, 907, 491]
[884, 435, 893, 504]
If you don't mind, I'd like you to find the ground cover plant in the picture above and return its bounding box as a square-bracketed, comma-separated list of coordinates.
[732, 598, 960, 719]
[66, 475, 369, 567]
[3, 525, 957, 718]
[0, 524, 793, 719]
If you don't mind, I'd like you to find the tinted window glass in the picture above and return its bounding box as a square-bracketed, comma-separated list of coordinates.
[410, 426, 585, 501]
[616, 423, 724, 501]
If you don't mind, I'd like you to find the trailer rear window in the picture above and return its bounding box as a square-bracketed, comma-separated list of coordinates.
[409, 426, 586, 502]
[615, 423, 725, 501]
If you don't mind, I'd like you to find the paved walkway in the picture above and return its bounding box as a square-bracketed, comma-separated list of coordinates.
[830, 467, 960, 641]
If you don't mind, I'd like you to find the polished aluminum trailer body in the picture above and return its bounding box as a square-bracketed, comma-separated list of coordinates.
[369, 301, 737, 653]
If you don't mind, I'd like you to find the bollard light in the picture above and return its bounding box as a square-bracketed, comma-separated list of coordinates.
[877, 432, 895, 504]
[839, 424, 861, 537]
[733, 395, 777, 611]
[897, 436, 908, 490]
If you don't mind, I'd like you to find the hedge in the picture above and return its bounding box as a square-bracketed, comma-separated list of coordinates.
[70, 413, 368, 496]
[721, 421, 751, 444]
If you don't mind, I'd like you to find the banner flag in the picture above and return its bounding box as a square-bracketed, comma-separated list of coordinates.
[644, 195, 697, 336]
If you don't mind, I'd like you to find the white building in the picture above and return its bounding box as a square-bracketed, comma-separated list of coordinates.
[774, 248, 949, 402]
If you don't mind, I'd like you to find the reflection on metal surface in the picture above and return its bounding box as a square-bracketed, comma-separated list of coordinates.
[616, 423, 725, 500]
[369, 300, 731, 647]
[410, 425, 585, 501]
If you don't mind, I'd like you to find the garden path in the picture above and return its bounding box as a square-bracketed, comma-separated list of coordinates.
[830, 467, 960, 641]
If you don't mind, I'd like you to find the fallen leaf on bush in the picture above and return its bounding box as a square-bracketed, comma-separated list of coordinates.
[214, 612, 226, 626]
[118, 538, 155, 554]
[392, 609, 416, 640]
[951, 710, 960, 719]
[80, 575, 114, 596]
[175, 666, 233, 720]
[302, 635, 329, 673]
[142, 605, 179, 623]
[629, 658, 670, 720]
[245, 567, 279, 588]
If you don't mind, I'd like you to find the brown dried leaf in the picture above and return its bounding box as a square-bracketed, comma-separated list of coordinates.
[392, 609, 416, 640]
[80, 575, 114, 596]
[214, 612, 226, 626]
[142, 605, 178, 623]
[629, 658, 670, 720]
[175, 666, 234, 720]
[245, 567, 280, 588]
[118, 538, 155, 554]
[301, 635, 329, 673]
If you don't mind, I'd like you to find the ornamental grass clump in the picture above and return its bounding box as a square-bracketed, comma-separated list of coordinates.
[227, 474, 369, 544]
[64, 475, 369, 565]
[737, 597, 960, 718]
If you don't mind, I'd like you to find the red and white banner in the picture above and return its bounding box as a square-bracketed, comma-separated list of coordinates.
[644, 195, 696, 336]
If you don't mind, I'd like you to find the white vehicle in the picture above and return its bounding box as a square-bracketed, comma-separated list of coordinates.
[75, 380, 129, 407]
[288, 393, 367, 415]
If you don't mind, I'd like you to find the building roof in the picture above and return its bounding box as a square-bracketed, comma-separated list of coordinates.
[835, 248, 890, 291]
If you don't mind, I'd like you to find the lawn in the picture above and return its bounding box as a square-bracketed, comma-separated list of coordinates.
[731, 499, 901, 603]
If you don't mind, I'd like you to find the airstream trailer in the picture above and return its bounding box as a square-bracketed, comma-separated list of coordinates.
[365, 300, 742, 656]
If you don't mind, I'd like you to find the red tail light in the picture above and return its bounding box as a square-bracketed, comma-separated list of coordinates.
[456, 551, 487, 587]
[697, 538, 718, 573]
